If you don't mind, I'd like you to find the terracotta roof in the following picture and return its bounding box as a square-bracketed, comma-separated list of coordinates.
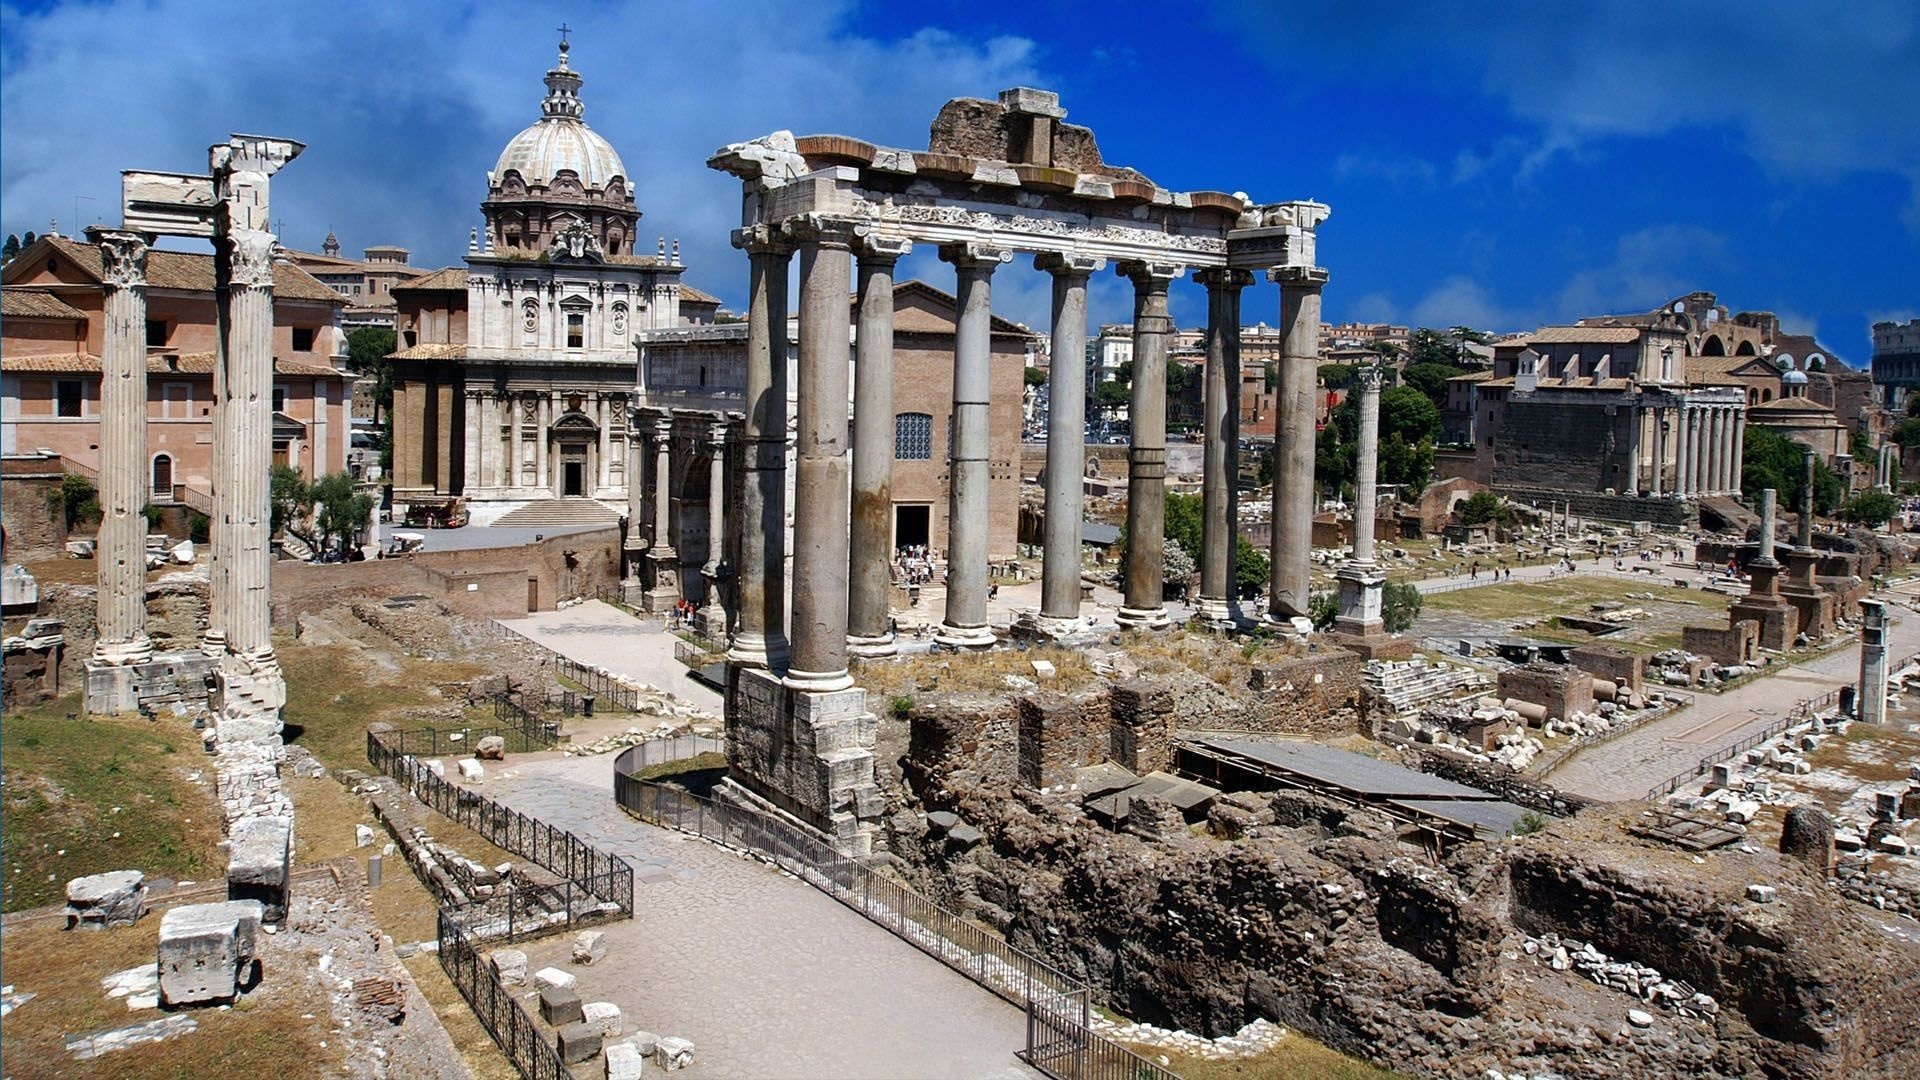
[1749, 397, 1838, 416]
[26, 235, 346, 304]
[393, 267, 469, 293]
[680, 284, 721, 305]
[887, 279, 1033, 338]
[1, 288, 85, 319]
[1, 351, 345, 378]
[1517, 326, 1643, 345]
[1447, 369, 1497, 383]
[390, 343, 469, 361]
[1477, 375, 1634, 391]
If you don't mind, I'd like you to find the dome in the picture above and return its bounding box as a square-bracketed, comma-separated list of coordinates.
[1782, 367, 1809, 385]
[489, 40, 628, 191]
[494, 120, 628, 190]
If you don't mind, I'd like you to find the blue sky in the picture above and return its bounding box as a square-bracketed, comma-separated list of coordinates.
[3, 0, 1914, 362]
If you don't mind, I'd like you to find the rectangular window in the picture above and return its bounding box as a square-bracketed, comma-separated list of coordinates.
[894, 412, 932, 460]
[291, 327, 316, 352]
[163, 382, 192, 419]
[146, 320, 167, 347]
[566, 313, 585, 349]
[55, 380, 83, 417]
[272, 385, 288, 413]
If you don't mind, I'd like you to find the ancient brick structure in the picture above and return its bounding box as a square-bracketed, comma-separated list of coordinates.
[1568, 644, 1644, 701]
[1245, 651, 1371, 735]
[1107, 680, 1173, 775]
[1496, 662, 1594, 723]
[1683, 619, 1760, 665]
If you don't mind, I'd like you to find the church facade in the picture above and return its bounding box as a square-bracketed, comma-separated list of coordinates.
[387, 38, 717, 526]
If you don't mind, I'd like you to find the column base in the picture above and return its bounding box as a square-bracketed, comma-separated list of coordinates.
[643, 549, 681, 613]
[723, 666, 882, 859]
[1115, 605, 1171, 631]
[90, 635, 155, 668]
[83, 649, 218, 716]
[696, 604, 730, 640]
[726, 631, 790, 672]
[934, 621, 997, 649]
[1264, 612, 1317, 637]
[782, 666, 855, 694]
[1193, 596, 1235, 632]
[846, 632, 898, 659]
[1012, 611, 1087, 642]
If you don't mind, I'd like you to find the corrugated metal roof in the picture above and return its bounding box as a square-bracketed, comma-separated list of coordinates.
[1196, 736, 1495, 800]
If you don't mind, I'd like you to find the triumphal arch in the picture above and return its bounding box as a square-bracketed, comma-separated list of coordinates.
[708, 88, 1330, 854]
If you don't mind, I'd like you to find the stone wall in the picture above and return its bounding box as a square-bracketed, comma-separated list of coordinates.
[1568, 644, 1644, 698]
[1496, 662, 1594, 722]
[1412, 749, 1599, 818]
[1493, 485, 1696, 527]
[1684, 619, 1759, 665]
[1108, 680, 1173, 775]
[1017, 693, 1109, 789]
[1242, 651, 1370, 736]
[0, 462, 68, 563]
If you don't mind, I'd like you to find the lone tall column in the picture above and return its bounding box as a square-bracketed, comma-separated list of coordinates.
[89, 228, 155, 670]
[1334, 365, 1388, 639]
[1194, 268, 1252, 630]
[643, 414, 679, 611]
[1117, 260, 1181, 631]
[1268, 266, 1328, 625]
[1799, 447, 1816, 550]
[785, 219, 858, 689]
[210, 135, 302, 739]
[623, 393, 645, 597]
[847, 237, 909, 657]
[728, 228, 791, 669]
[1859, 598, 1889, 725]
[1031, 253, 1101, 636]
[936, 241, 1011, 649]
[699, 419, 729, 636]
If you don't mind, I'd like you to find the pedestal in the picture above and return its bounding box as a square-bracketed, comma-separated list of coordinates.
[846, 632, 898, 659]
[1193, 597, 1236, 633]
[83, 649, 219, 715]
[722, 666, 881, 857]
[1013, 611, 1090, 643]
[1115, 605, 1172, 632]
[643, 549, 681, 613]
[1328, 563, 1408, 658]
[934, 620, 997, 649]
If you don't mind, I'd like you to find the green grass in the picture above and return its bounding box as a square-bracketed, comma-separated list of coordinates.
[278, 636, 485, 773]
[629, 750, 726, 781]
[1139, 1034, 1406, 1080]
[1, 692, 224, 912]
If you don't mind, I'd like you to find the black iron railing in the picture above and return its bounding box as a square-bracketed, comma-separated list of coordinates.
[610, 759, 1177, 1080]
[437, 908, 572, 1080]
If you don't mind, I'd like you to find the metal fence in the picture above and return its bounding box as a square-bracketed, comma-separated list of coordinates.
[437, 907, 572, 1080]
[1643, 687, 1842, 800]
[611, 763, 1177, 1080]
[618, 734, 725, 772]
[366, 726, 633, 925]
[488, 620, 646, 712]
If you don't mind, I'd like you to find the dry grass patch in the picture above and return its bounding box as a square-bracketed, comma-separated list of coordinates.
[1128, 1034, 1405, 1080]
[858, 643, 1102, 703]
[1, 694, 224, 912]
[277, 633, 486, 773]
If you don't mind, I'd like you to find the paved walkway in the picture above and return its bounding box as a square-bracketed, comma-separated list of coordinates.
[500, 601, 723, 714]
[1545, 582, 1920, 801]
[460, 753, 1036, 1079]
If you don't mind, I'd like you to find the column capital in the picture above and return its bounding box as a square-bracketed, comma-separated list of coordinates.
[1117, 260, 1184, 287]
[706, 417, 730, 448]
[856, 235, 912, 264]
[1356, 362, 1385, 392]
[938, 241, 1014, 269]
[1192, 267, 1256, 291]
[729, 223, 785, 252]
[780, 214, 862, 250]
[1034, 251, 1105, 278]
[89, 229, 151, 288]
[209, 134, 304, 179]
[1267, 265, 1330, 289]
[223, 227, 278, 288]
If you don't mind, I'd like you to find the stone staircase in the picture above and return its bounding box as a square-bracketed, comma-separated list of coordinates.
[1366, 658, 1491, 716]
[491, 498, 621, 528]
[278, 534, 315, 561]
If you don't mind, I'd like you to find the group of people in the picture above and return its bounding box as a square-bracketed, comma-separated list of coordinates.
[893, 545, 940, 587]
[667, 597, 702, 629]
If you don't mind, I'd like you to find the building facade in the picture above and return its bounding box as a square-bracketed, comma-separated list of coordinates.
[2, 234, 351, 504]
[286, 237, 429, 329]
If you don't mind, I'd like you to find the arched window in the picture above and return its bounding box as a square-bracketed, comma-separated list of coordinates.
[151, 454, 173, 502]
[895, 413, 933, 460]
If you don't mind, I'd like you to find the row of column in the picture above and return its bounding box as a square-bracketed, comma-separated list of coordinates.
[1641, 402, 1745, 497]
[724, 218, 1330, 695]
[625, 408, 732, 608]
[468, 389, 624, 493]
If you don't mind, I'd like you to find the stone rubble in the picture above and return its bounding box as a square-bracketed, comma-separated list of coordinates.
[64, 870, 149, 930]
[64, 1014, 199, 1060]
[100, 964, 162, 1011]
[1518, 932, 1720, 1020]
[1090, 1014, 1288, 1061]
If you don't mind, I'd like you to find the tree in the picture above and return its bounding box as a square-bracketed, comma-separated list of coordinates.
[1094, 380, 1130, 414]
[1371, 340, 1403, 364]
[1165, 360, 1195, 395]
[1163, 491, 1205, 555]
[1234, 536, 1268, 599]
[1378, 386, 1442, 444]
[1024, 365, 1047, 388]
[1408, 328, 1460, 367]
[1308, 590, 1338, 630]
[1741, 425, 1842, 515]
[309, 473, 375, 554]
[1457, 491, 1508, 526]
[1, 234, 17, 263]
[1318, 363, 1358, 390]
[1840, 490, 1898, 527]
[48, 473, 100, 530]
[21, 230, 36, 250]
[1402, 361, 1465, 405]
[1263, 361, 1277, 392]
[270, 466, 311, 539]
[345, 326, 396, 428]
[1894, 418, 1920, 448]
[1851, 430, 1874, 459]
[1382, 580, 1423, 633]
[1160, 537, 1195, 595]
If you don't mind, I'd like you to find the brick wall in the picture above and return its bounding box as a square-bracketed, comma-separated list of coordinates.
[1496, 662, 1595, 722]
[1244, 651, 1370, 735]
[1016, 692, 1108, 789]
[1568, 645, 1644, 697]
[1108, 679, 1173, 774]
[1, 460, 68, 563]
[1682, 620, 1759, 665]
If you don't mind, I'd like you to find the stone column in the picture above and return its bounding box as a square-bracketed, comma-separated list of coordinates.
[1624, 404, 1641, 495]
[462, 391, 481, 496]
[727, 228, 791, 669]
[598, 396, 613, 492]
[1674, 405, 1692, 497]
[510, 393, 525, 488]
[643, 413, 679, 611]
[1194, 268, 1251, 630]
[1711, 408, 1726, 493]
[936, 241, 1012, 649]
[1798, 447, 1817, 550]
[1859, 598, 1889, 725]
[1267, 266, 1328, 625]
[623, 410, 644, 591]
[1649, 407, 1665, 497]
[208, 135, 301, 738]
[1117, 260, 1181, 631]
[785, 219, 858, 690]
[1032, 253, 1101, 635]
[535, 394, 550, 493]
[848, 237, 909, 657]
[1334, 364, 1387, 638]
[1732, 411, 1746, 493]
[89, 229, 155, 670]
[700, 419, 728, 634]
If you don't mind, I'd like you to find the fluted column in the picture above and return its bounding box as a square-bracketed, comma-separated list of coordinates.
[219, 225, 280, 670]
[1035, 253, 1101, 632]
[785, 219, 859, 690]
[90, 228, 154, 669]
[651, 416, 673, 548]
[703, 420, 728, 616]
[727, 228, 791, 669]
[1624, 403, 1641, 495]
[1649, 407, 1665, 497]
[1195, 268, 1251, 629]
[1117, 260, 1181, 631]
[1351, 365, 1383, 566]
[1674, 404, 1692, 497]
[848, 237, 909, 657]
[1268, 266, 1328, 625]
[936, 241, 1012, 649]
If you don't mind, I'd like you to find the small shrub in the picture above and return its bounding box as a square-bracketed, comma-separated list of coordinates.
[888, 695, 915, 718]
[1509, 811, 1547, 837]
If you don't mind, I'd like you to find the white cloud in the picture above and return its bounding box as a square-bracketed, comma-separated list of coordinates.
[0, 1, 1046, 309]
[1409, 277, 1528, 333]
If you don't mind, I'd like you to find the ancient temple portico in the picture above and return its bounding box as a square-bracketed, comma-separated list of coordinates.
[707, 87, 1330, 854]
